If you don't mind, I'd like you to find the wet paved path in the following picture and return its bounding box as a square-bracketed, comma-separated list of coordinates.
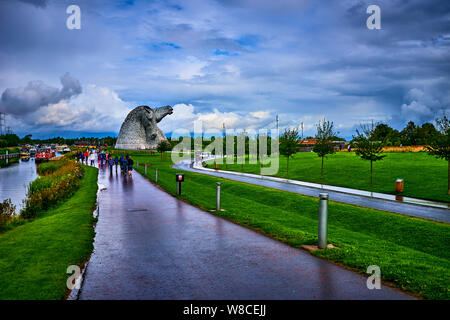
[79, 166, 413, 299]
[174, 160, 449, 223]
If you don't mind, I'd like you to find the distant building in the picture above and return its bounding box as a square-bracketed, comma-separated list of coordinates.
[298, 138, 317, 152]
[298, 139, 348, 152]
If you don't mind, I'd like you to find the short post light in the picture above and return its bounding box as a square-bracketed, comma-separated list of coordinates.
[155, 168, 158, 183]
[176, 173, 184, 195]
[318, 193, 329, 249]
[216, 182, 221, 211]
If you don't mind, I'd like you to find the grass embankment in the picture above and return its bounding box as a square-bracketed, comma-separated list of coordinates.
[0, 165, 98, 299]
[0, 147, 19, 155]
[116, 151, 449, 299]
[207, 152, 449, 203]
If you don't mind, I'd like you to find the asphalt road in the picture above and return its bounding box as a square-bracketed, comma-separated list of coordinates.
[173, 160, 449, 223]
[78, 165, 413, 299]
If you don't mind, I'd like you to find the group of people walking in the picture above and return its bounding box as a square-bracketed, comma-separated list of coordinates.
[75, 149, 134, 176]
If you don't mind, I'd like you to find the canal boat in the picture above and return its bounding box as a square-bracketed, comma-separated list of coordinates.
[56, 144, 69, 153]
[35, 148, 56, 162]
[29, 148, 37, 157]
[20, 148, 30, 157]
[56, 144, 71, 153]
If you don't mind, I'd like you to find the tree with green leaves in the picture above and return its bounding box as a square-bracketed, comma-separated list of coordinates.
[156, 140, 172, 159]
[313, 118, 337, 179]
[426, 115, 450, 195]
[400, 121, 418, 146]
[279, 128, 299, 177]
[353, 121, 386, 186]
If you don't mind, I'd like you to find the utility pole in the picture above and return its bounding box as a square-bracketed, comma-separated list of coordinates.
[222, 122, 226, 161]
[0, 112, 5, 136]
[301, 122, 304, 139]
[276, 114, 279, 135]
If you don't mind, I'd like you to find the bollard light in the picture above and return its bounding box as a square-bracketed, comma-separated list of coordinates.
[155, 168, 158, 183]
[216, 182, 221, 211]
[145, 165, 147, 175]
[318, 193, 329, 249]
[175, 173, 184, 195]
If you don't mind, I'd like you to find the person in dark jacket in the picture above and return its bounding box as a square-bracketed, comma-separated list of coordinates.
[114, 155, 119, 171]
[122, 156, 128, 175]
[108, 156, 114, 173]
[127, 155, 134, 176]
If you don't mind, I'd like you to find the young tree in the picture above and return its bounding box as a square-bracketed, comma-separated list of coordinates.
[426, 115, 450, 195]
[353, 121, 386, 186]
[156, 140, 172, 159]
[313, 119, 337, 179]
[279, 128, 299, 177]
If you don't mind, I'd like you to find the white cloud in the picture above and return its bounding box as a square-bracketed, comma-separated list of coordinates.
[20, 84, 131, 133]
[400, 88, 444, 123]
[159, 103, 274, 134]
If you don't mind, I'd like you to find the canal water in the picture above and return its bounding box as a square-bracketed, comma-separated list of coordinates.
[0, 158, 38, 213]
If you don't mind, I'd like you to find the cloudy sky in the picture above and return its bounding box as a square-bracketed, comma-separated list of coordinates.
[0, 0, 449, 139]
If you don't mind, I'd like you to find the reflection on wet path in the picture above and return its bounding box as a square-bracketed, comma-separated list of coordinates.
[79, 165, 413, 300]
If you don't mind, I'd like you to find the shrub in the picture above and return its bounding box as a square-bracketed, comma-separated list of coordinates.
[0, 199, 16, 228]
[36, 161, 66, 175]
[21, 160, 84, 218]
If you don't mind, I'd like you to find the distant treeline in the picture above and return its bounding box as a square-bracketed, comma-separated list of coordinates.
[355, 121, 442, 146]
[0, 134, 117, 147]
[0, 120, 444, 148]
[168, 120, 444, 149]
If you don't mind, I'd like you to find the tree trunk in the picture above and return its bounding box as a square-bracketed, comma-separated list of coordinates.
[370, 160, 373, 186]
[321, 156, 324, 179]
[286, 157, 289, 177]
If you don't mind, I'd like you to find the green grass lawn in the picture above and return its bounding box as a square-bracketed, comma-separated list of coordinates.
[207, 152, 450, 203]
[119, 151, 450, 299]
[0, 166, 98, 300]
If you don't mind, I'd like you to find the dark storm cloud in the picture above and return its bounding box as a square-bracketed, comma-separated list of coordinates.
[0, 0, 449, 137]
[17, 0, 47, 8]
[0, 73, 82, 115]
